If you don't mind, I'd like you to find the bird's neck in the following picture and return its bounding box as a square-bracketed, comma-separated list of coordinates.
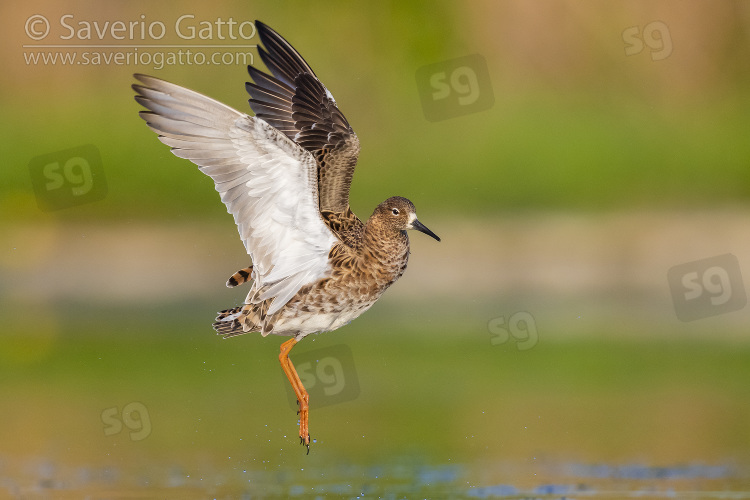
[362, 221, 410, 281]
[363, 220, 407, 249]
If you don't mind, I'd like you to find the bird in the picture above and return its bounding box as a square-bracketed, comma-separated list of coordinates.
[132, 20, 440, 453]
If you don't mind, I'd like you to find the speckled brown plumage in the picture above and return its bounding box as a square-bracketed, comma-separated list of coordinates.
[134, 20, 439, 453]
[321, 207, 364, 249]
[212, 196, 431, 340]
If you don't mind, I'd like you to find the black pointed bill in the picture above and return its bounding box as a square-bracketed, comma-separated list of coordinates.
[412, 219, 440, 242]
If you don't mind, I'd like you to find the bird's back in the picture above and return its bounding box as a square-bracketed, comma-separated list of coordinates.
[321, 207, 365, 250]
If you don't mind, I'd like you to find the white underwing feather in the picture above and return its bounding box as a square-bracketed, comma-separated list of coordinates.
[134, 75, 338, 315]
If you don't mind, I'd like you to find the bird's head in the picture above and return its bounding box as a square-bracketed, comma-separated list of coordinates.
[371, 196, 440, 241]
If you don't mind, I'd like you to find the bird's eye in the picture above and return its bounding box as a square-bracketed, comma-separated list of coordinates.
[391, 208, 400, 215]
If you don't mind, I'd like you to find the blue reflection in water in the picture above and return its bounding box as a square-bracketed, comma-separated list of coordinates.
[566, 462, 730, 480]
[3, 456, 745, 498]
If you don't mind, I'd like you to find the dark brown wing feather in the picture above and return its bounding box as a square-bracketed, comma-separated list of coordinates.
[246, 21, 360, 215]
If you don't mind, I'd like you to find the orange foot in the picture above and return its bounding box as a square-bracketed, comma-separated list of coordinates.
[297, 392, 310, 450]
[280, 338, 311, 453]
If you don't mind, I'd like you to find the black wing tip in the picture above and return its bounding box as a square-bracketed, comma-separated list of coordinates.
[254, 21, 281, 49]
[254, 21, 300, 55]
[246, 61, 270, 79]
[254, 20, 276, 38]
[246, 60, 270, 84]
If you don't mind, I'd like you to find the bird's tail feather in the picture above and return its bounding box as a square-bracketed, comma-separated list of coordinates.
[213, 299, 272, 337]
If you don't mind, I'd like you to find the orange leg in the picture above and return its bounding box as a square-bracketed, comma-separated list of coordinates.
[279, 338, 310, 453]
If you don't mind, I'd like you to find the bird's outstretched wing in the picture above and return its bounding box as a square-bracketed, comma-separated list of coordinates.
[246, 20, 361, 215]
[133, 74, 339, 315]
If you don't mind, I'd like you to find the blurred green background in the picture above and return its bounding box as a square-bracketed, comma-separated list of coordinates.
[1, 0, 750, 497]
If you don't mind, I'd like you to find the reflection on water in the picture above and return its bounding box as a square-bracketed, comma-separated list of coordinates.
[3, 456, 748, 499]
